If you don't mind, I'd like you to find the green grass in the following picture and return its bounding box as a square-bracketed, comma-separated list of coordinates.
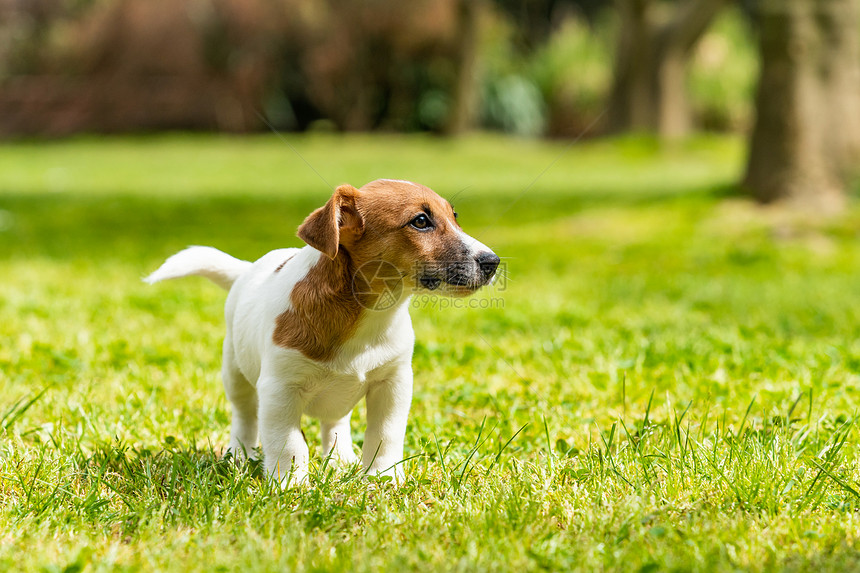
[3, 133, 860, 572]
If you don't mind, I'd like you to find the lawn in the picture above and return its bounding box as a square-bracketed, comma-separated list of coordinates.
[2, 133, 860, 572]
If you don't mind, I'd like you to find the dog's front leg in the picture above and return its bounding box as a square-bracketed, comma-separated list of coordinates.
[362, 360, 413, 480]
[257, 376, 308, 487]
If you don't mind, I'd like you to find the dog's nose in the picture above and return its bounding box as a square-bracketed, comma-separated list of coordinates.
[476, 252, 500, 280]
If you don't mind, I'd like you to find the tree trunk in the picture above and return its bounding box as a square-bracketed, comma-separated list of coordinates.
[656, 48, 689, 137]
[608, 0, 657, 133]
[743, 0, 859, 211]
[445, 0, 481, 135]
[817, 0, 860, 173]
[608, 0, 726, 139]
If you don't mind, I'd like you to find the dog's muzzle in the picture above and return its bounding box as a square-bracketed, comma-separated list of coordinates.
[418, 251, 500, 292]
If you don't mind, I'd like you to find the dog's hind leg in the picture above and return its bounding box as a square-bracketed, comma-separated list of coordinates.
[222, 336, 258, 461]
[321, 411, 359, 466]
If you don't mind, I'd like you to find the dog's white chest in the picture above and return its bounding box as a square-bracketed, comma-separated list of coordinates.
[301, 369, 373, 420]
[292, 324, 412, 421]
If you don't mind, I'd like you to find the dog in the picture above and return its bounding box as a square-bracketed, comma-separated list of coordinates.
[145, 179, 499, 486]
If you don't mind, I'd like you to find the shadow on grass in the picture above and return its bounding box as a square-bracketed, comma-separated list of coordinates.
[0, 184, 739, 262]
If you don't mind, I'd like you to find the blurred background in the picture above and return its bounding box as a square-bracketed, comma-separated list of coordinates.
[5, 7, 860, 568]
[0, 0, 857, 209]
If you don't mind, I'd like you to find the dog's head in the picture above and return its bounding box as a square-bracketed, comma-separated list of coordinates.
[298, 179, 499, 297]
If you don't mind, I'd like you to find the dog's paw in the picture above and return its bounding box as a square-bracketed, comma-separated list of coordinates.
[327, 447, 359, 467]
[266, 458, 310, 489]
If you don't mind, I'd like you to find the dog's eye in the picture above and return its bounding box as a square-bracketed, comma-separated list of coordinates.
[410, 214, 432, 230]
[453, 211, 458, 220]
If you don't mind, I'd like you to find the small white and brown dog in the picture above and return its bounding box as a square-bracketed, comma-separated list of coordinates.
[146, 179, 499, 486]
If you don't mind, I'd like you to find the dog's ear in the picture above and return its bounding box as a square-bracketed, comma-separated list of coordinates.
[297, 184, 364, 259]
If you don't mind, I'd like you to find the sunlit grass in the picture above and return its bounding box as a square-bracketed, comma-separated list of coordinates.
[2, 133, 860, 572]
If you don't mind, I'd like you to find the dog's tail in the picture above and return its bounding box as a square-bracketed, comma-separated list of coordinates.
[144, 246, 252, 291]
